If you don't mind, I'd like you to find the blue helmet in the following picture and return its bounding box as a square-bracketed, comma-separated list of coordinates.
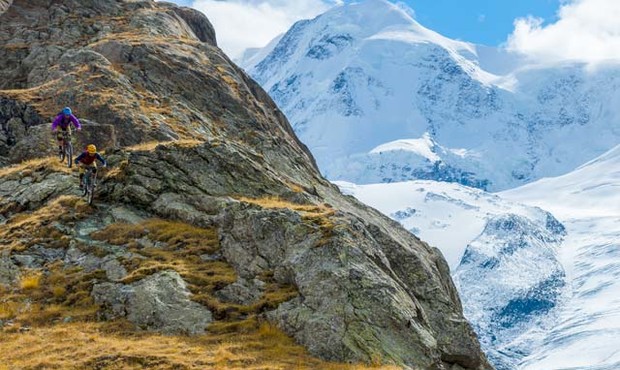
[62, 107, 72, 116]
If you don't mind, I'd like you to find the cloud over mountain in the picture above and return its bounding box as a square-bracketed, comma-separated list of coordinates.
[507, 0, 620, 64]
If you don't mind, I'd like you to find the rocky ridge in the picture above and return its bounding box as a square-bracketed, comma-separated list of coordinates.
[0, 1, 490, 368]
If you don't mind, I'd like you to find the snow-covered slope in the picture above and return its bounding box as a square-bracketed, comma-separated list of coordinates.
[338, 180, 568, 369]
[243, 0, 620, 191]
[502, 145, 620, 370]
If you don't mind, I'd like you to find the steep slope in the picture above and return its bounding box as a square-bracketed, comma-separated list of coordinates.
[338, 180, 568, 369]
[0, 0, 489, 368]
[502, 145, 620, 370]
[243, 0, 620, 191]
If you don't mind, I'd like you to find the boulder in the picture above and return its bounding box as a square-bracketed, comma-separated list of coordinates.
[92, 271, 213, 335]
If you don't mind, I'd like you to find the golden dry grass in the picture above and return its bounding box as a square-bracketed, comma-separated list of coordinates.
[0, 322, 400, 370]
[1, 262, 103, 330]
[4, 42, 29, 50]
[286, 181, 306, 193]
[91, 219, 219, 254]
[237, 196, 333, 214]
[0, 196, 93, 252]
[0, 156, 72, 178]
[19, 271, 42, 291]
[124, 139, 204, 153]
[0, 301, 20, 321]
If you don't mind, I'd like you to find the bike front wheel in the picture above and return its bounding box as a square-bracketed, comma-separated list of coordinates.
[59, 143, 65, 162]
[83, 172, 90, 197]
[66, 142, 73, 168]
[88, 173, 98, 205]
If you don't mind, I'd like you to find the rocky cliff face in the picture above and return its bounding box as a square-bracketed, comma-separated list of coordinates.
[0, 1, 490, 368]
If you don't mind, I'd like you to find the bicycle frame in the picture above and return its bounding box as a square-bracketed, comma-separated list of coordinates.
[59, 130, 74, 168]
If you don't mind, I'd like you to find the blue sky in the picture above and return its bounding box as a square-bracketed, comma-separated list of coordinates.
[400, 0, 560, 46]
[171, 0, 620, 63]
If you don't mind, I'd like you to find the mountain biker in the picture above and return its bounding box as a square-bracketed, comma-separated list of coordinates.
[74, 144, 107, 189]
[51, 107, 82, 155]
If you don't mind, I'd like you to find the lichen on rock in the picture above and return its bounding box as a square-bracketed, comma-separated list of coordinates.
[92, 271, 213, 335]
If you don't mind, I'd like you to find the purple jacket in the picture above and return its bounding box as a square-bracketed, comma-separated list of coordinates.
[51, 114, 81, 131]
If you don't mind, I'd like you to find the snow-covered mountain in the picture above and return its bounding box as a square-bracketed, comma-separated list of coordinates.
[502, 145, 620, 370]
[242, 0, 620, 191]
[338, 180, 568, 369]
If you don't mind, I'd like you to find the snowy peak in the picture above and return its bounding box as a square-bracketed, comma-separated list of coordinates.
[327, 0, 418, 30]
[320, 0, 451, 45]
[247, 0, 491, 83]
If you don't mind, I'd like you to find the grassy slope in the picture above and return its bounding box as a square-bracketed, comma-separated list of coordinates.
[0, 157, 397, 370]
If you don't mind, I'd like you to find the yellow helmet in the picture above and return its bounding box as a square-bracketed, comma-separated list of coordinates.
[87, 144, 97, 154]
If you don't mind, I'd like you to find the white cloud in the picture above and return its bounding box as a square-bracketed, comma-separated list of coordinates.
[507, 0, 620, 64]
[190, 0, 341, 59]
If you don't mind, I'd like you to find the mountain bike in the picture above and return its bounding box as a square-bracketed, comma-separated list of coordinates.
[82, 166, 98, 205]
[58, 130, 74, 168]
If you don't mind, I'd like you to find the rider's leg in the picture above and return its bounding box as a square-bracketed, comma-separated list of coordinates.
[56, 134, 63, 154]
[91, 165, 98, 187]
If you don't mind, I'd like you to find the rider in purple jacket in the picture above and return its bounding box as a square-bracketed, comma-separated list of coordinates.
[51, 107, 82, 155]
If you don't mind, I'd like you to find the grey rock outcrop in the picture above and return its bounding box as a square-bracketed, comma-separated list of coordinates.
[0, 98, 45, 159]
[0, 257, 19, 286]
[159, 2, 217, 45]
[216, 278, 265, 306]
[64, 246, 128, 281]
[0, 0, 490, 368]
[92, 271, 212, 335]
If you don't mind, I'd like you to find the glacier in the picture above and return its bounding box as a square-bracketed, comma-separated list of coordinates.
[502, 145, 620, 370]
